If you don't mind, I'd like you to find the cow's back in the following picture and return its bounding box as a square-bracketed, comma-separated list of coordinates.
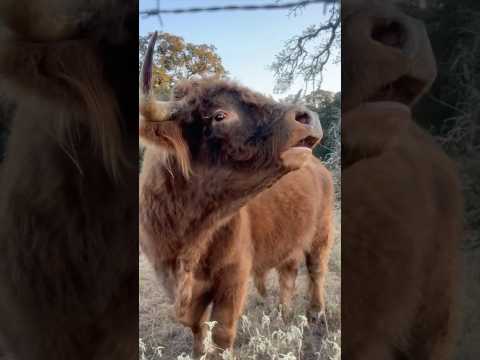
[247, 156, 333, 272]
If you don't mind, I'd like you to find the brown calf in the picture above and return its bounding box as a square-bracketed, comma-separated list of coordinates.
[139, 33, 334, 356]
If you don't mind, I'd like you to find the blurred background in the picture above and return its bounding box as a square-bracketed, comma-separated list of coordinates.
[403, 1, 480, 358]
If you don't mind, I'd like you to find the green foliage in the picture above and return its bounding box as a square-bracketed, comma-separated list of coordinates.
[139, 32, 226, 98]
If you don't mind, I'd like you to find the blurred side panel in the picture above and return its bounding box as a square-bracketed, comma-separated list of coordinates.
[341, 0, 478, 358]
[0, 1, 139, 359]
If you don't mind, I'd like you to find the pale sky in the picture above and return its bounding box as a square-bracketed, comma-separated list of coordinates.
[139, 0, 341, 99]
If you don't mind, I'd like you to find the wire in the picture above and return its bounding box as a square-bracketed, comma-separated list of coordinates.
[140, 0, 337, 16]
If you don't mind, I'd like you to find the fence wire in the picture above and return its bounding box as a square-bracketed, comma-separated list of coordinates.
[140, 0, 338, 16]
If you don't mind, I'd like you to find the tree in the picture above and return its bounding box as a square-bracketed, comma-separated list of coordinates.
[308, 90, 340, 166]
[139, 32, 226, 98]
[270, 1, 340, 95]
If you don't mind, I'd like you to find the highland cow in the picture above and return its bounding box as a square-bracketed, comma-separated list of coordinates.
[139, 33, 334, 356]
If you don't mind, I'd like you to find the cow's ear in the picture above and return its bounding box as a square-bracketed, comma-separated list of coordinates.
[139, 98, 174, 123]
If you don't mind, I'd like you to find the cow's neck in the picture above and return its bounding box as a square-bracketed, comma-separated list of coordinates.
[142, 151, 279, 254]
[162, 168, 254, 242]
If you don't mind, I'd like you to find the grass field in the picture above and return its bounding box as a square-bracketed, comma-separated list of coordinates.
[139, 207, 341, 360]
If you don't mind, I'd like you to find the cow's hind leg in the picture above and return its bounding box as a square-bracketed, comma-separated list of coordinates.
[305, 227, 333, 322]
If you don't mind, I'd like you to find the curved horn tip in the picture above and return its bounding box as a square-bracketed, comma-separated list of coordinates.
[140, 30, 159, 97]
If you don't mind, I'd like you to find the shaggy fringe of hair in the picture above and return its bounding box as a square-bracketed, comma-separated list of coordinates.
[172, 76, 276, 109]
[164, 131, 192, 179]
[140, 124, 192, 179]
[172, 76, 286, 168]
[0, 39, 126, 180]
[140, 95, 192, 178]
[142, 76, 285, 180]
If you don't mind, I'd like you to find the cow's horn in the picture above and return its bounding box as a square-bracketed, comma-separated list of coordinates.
[140, 31, 158, 98]
[139, 32, 183, 123]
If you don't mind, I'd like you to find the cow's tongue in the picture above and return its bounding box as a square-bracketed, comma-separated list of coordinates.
[294, 135, 319, 149]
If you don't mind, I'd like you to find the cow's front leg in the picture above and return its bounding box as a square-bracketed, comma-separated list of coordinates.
[176, 287, 213, 359]
[209, 264, 249, 355]
[278, 259, 300, 310]
[190, 293, 213, 359]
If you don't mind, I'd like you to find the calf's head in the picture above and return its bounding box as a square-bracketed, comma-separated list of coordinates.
[139, 32, 322, 184]
[342, 0, 437, 111]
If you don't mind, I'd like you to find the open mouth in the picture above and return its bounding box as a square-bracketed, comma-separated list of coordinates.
[293, 135, 320, 149]
[366, 75, 426, 105]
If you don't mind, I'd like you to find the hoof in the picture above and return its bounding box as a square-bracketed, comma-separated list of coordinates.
[307, 307, 326, 325]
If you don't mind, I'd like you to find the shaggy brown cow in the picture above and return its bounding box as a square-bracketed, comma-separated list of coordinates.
[139, 33, 334, 356]
[0, 2, 138, 359]
[342, 1, 463, 359]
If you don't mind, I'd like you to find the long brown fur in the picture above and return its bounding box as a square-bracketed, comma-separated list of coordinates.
[0, 2, 138, 359]
[139, 78, 334, 356]
[342, 1, 463, 359]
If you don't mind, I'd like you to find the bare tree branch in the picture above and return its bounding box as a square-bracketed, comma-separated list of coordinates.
[271, 4, 340, 95]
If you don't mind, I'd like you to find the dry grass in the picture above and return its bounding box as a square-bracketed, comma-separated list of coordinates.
[139, 208, 341, 360]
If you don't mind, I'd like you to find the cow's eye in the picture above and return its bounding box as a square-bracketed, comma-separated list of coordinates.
[214, 111, 227, 122]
